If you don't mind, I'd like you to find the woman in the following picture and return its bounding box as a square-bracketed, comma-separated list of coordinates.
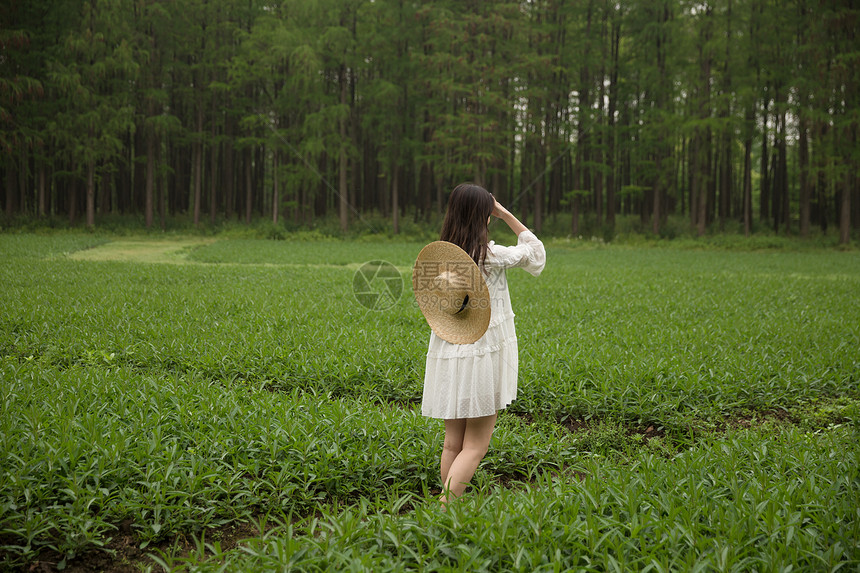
[419, 182, 545, 505]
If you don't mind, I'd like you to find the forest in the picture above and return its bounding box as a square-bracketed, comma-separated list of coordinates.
[1, 0, 858, 241]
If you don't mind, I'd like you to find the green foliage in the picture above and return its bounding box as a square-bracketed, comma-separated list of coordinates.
[1, 234, 858, 570]
[3, 0, 859, 245]
[47, 0, 138, 170]
[148, 427, 860, 572]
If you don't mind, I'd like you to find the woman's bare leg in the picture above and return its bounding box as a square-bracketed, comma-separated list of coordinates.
[441, 419, 466, 488]
[440, 413, 497, 505]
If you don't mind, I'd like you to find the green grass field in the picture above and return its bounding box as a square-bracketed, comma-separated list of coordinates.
[1, 233, 859, 572]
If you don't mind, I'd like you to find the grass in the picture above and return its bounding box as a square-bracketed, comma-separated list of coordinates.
[1, 232, 859, 571]
[153, 429, 859, 572]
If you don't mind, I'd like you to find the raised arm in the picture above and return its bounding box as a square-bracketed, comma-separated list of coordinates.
[492, 198, 528, 236]
[488, 198, 545, 276]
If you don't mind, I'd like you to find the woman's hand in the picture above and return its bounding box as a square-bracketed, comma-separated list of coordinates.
[492, 198, 510, 219]
[491, 197, 528, 235]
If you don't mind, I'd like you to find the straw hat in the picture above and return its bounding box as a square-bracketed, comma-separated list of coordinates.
[412, 241, 491, 344]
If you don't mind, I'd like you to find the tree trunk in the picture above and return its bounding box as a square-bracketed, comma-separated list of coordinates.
[159, 147, 166, 230]
[256, 146, 265, 215]
[225, 118, 234, 220]
[19, 145, 27, 215]
[778, 104, 789, 235]
[854, 172, 860, 232]
[4, 161, 15, 216]
[718, 0, 732, 230]
[145, 128, 155, 229]
[86, 161, 96, 228]
[37, 160, 46, 217]
[652, 153, 662, 235]
[840, 126, 854, 244]
[272, 151, 279, 225]
[210, 96, 218, 225]
[840, 171, 851, 244]
[742, 105, 754, 237]
[69, 177, 78, 226]
[653, 1, 670, 235]
[694, 8, 712, 236]
[245, 146, 253, 224]
[770, 147, 779, 231]
[594, 41, 605, 228]
[571, 121, 583, 237]
[799, 110, 810, 237]
[693, 127, 711, 236]
[170, 141, 183, 215]
[759, 99, 769, 223]
[689, 132, 698, 228]
[339, 64, 349, 233]
[392, 162, 400, 234]
[533, 169, 544, 235]
[719, 134, 731, 230]
[572, 0, 593, 236]
[815, 122, 828, 232]
[420, 162, 433, 221]
[193, 108, 204, 226]
[696, 135, 708, 236]
[338, 144, 348, 229]
[534, 121, 545, 235]
[606, 16, 620, 229]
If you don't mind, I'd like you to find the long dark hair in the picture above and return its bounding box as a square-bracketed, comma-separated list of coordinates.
[440, 183, 494, 268]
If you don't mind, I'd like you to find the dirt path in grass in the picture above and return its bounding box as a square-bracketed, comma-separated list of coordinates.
[66, 238, 403, 271]
[69, 238, 215, 264]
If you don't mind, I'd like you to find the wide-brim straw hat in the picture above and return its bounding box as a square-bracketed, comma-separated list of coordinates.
[412, 241, 491, 344]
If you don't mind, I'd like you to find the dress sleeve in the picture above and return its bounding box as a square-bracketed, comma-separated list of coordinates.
[487, 230, 546, 277]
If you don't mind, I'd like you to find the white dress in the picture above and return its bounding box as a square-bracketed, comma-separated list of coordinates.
[421, 230, 546, 419]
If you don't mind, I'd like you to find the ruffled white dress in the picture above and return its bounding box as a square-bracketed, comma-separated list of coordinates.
[421, 230, 546, 419]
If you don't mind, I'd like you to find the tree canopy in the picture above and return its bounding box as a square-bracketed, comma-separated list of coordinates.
[1, 0, 858, 241]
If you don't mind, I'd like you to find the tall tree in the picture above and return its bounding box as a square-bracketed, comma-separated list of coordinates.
[49, 0, 138, 228]
[1, 0, 855, 240]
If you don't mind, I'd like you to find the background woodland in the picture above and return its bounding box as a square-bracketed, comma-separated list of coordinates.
[1, 0, 858, 241]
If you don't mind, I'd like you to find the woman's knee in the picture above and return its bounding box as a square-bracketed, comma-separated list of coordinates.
[443, 419, 467, 452]
[463, 442, 489, 459]
[461, 435, 492, 460]
[443, 435, 464, 454]
[463, 414, 496, 452]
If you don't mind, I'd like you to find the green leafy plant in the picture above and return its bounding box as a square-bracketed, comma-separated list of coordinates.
[1, 233, 858, 571]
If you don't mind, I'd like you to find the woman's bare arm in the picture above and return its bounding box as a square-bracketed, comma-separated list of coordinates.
[492, 198, 528, 235]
